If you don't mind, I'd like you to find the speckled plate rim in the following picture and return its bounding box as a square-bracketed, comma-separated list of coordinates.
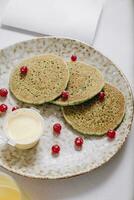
[0, 36, 134, 180]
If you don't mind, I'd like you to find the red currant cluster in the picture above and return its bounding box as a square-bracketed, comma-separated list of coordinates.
[0, 88, 19, 113]
[51, 122, 116, 156]
[0, 66, 29, 113]
[52, 123, 84, 155]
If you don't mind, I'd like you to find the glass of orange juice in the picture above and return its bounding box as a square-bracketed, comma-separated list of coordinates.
[0, 172, 30, 200]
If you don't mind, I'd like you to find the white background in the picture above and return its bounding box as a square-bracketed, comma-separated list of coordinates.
[0, 0, 134, 200]
[2, 0, 105, 44]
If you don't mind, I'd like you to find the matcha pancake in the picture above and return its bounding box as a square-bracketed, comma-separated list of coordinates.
[63, 83, 125, 136]
[9, 54, 69, 104]
[53, 61, 104, 106]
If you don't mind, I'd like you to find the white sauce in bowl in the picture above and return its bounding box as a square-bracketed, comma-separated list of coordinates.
[4, 108, 44, 149]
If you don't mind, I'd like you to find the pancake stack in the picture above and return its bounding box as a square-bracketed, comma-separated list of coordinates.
[9, 54, 125, 136]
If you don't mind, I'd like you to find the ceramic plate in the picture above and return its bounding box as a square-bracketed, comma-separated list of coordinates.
[0, 37, 133, 179]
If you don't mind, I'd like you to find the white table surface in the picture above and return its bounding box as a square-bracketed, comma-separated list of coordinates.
[0, 0, 134, 200]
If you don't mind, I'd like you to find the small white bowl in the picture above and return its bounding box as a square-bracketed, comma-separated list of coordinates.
[3, 108, 44, 150]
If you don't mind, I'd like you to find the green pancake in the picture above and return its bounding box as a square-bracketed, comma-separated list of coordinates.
[9, 54, 69, 104]
[52, 61, 104, 106]
[62, 83, 125, 136]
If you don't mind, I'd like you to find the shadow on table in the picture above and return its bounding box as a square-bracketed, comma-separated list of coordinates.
[2, 24, 45, 37]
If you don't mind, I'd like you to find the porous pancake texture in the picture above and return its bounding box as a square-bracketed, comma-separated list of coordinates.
[53, 61, 104, 106]
[10, 54, 69, 104]
[63, 83, 125, 135]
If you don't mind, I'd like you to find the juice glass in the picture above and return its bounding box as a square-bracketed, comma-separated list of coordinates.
[0, 172, 30, 200]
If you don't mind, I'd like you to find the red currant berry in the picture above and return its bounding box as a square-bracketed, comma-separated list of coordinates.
[51, 145, 60, 154]
[53, 123, 62, 134]
[12, 106, 19, 111]
[61, 91, 69, 101]
[107, 130, 116, 139]
[0, 104, 8, 112]
[75, 137, 84, 147]
[20, 66, 28, 75]
[0, 88, 8, 97]
[98, 91, 105, 102]
[71, 55, 77, 62]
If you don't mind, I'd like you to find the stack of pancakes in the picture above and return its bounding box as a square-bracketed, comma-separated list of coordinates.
[10, 54, 125, 136]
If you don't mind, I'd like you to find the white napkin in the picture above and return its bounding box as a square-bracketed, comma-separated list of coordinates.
[2, 0, 104, 44]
